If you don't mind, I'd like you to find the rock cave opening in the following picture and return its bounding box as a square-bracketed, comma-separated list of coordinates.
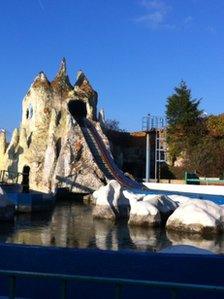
[68, 100, 87, 123]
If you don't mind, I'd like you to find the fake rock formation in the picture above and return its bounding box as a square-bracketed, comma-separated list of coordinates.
[0, 59, 109, 194]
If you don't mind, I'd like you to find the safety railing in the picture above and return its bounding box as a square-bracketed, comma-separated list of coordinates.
[0, 269, 224, 299]
[0, 170, 23, 185]
[185, 172, 224, 185]
[186, 178, 224, 185]
[142, 115, 167, 132]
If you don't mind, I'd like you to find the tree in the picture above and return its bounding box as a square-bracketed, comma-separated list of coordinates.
[104, 119, 125, 132]
[165, 82, 224, 177]
[206, 114, 224, 137]
[165, 81, 204, 163]
[186, 137, 224, 178]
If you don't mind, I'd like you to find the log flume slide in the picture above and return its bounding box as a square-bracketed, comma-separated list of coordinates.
[79, 118, 144, 190]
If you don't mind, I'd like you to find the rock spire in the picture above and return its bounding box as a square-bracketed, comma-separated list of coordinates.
[31, 71, 50, 90]
[74, 70, 95, 97]
[51, 58, 73, 93]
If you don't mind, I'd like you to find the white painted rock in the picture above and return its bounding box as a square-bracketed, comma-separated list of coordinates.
[143, 194, 178, 215]
[122, 190, 145, 202]
[92, 181, 178, 226]
[92, 180, 129, 206]
[92, 180, 130, 220]
[167, 194, 192, 205]
[128, 200, 161, 227]
[166, 199, 224, 234]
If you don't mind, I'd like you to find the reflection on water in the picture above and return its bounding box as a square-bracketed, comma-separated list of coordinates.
[166, 230, 224, 254]
[129, 226, 171, 251]
[1, 200, 224, 254]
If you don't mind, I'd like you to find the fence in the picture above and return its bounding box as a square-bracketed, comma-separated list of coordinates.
[0, 170, 23, 185]
[0, 269, 224, 299]
[185, 172, 224, 185]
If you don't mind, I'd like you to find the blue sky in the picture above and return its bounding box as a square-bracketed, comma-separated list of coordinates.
[0, 0, 224, 134]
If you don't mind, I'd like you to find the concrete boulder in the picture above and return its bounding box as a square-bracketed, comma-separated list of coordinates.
[167, 194, 192, 205]
[123, 189, 145, 202]
[92, 180, 179, 227]
[127, 194, 178, 227]
[166, 199, 224, 235]
[143, 194, 178, 222]
[128, 200, 161, 227]
[92, 180, 130, 220]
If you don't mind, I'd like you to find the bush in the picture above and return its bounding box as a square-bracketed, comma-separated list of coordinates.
[206, 114, 224, 137]
[186, 137, 224, 177]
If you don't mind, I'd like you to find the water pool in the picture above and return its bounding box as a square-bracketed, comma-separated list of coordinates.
[1, 200, 224, 254]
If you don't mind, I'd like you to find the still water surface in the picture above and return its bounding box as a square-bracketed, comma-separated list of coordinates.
[1, 200, 224, 254]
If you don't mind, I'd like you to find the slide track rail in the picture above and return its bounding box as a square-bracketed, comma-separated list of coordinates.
[82, 119, 143, 190]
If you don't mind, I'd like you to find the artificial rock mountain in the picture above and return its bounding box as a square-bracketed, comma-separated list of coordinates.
[0, 59, 111, 194]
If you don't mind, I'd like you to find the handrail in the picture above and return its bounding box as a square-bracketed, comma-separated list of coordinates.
[0, 170, 23, 184]
[0, 269, 224, 299]
[187, 178, 224, 183]
[184, 172, 224, 185]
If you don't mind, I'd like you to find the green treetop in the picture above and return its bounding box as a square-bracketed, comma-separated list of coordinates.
[166, 81, 202, 128]
[165, 81, 203, 163]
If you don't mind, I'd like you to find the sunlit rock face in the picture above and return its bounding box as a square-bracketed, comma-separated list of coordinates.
[166, 200, 224, 235]
[128, 200, 161, 227]
[92, 180, 130, 220]
[92, 180, 224, 234]
[92, 180, 178, 227]
[0, 130, 6, 167]
[0, 59, 108, 193]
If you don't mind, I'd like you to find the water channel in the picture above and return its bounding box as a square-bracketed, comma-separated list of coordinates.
[1, 199, 224, 254]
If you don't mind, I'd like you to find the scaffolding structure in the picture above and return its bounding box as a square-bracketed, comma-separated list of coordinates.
[155, 128, 167, 182]
[142, 115, 167, 182]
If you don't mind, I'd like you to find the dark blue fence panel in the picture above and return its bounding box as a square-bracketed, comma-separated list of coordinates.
[0, 244, 223, 299]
